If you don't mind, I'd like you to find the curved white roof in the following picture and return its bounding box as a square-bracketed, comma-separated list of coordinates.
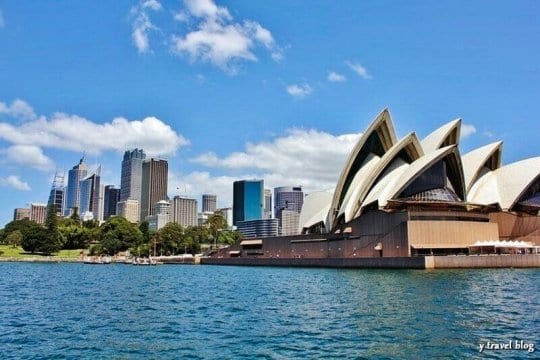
[327, 109, 397, 228]
[344, 132, 423, 220]
[361, 157, 410, 211]
[338, 153, 381, 222]
[299, 190, 333, 232]
[378, 145, 464, 206]
[462, 141, 503, 192]
[421, 119, 461, 153]
[468, 157, 540, 210]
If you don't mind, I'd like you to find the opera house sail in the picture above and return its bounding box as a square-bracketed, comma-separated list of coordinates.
[222, 109, 540, 260]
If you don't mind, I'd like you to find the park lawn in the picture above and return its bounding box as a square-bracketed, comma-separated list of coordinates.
[0, 245, 86, 258]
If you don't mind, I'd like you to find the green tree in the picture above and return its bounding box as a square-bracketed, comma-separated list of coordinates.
[40, 204, 61, 254]
[158, 223, 184, 255]
[21, 225, 48, 254]
[99, 216, 143, 254]
[6, 230, 23, 248]
[70, 207, 81, 223]
[139, 221, 151, 243]
[2, 219, 40, 242]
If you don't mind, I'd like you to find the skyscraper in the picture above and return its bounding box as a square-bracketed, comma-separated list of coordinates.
[79, 166, 102, 222]
[172, 196, 198, 227]
[30, 203, 47, 225]
[64, 156, 88, 216]
[233, 180, 264, 226]
[202, 194, 217, 213]
[140, 158, 168, 222]
[47, 171, 65, 216]
[103, 185, 120, 220]
[13, 208, 30, 221]
[274, 186, 304, 235]
[264, 189, 272, 219]
[120, 148, 146, 203]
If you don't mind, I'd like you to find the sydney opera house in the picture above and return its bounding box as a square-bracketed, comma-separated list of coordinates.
[222, 109, 540, 260]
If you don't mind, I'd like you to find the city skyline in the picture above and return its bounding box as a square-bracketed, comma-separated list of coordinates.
[1, 0, 540, 227]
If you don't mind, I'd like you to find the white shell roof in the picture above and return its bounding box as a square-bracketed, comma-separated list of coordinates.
[299, 190, 333, 232]
[327, 109, 397, 227]
[462, 141, 502, 192]
[344, 132, 423, 219]
[421, 119, 461, 153]
[468, 157, 540, 210]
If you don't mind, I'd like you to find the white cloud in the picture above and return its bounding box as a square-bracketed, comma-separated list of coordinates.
[345, 60, 372, 79]
[286, 83, 313, 98]
[0, 175, 31, 191]
[171, 0, 282, 73]
[0, 99, 37, 121]
[1, 145, 55, 171]
[191, 128, 361, 192]
[0, 99, 189, 157]
[130, 0, 161, 54]
[327, 71, 346, 82]
[142, 0, 162, 11]
[169, 170, 238, 207]
[461, 123, 477, 139]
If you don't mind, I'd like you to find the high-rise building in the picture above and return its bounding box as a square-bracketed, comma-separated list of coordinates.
[202, 194, 217, 213]
[216, 207, 233, 228]
[236, 218, 278, 239]
[274, 186, 304, 233]
[47, 172, 65, 216]
[79, 166, 102, 222]
[117, 199, 139, 223]
[233, 180, 264, 225]
[140, 158, 168, 222]
[147, 200, 171, 231]
[264, 189, 272, 219]
[120, 148, 146, 204]
[172, 196, 198, 227]
[30, 203, 47, 225]
[64, 157, 88, 216]
[13, 208, 30, 221]
[103, 185, 120, 220]
[281, 210, 301, 236]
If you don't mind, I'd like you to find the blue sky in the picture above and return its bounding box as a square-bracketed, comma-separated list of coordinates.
[1, 0, 539, 227]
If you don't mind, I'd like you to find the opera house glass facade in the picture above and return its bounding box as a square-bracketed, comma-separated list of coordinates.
[227, 109, 540, 259]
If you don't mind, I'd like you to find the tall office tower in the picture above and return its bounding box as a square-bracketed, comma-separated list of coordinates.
[172, 196, 198, 227]
[13, 208, 30, 221]
[117, 199, 139, 223]
[147, 200, 171, 231]
[140, 158, 168, 222]
[120, 148, 146, 203]
[202, 194, 217, 213]
[281, 210, 301, 236]
[264, 189, 272, 219]
[233, 180, 264, 226]
[274, 186, 304, 233]
[30, 203, 47, 224]
[103, 185, 121, 220]
[47, 172, 65, 216]
[64, 156, 88, 216]
[79, 166, 102, 222]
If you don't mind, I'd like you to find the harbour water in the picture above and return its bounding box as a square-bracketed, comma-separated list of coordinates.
[0, 263, 538, 359]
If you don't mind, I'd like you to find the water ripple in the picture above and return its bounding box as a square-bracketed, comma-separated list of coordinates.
[0, 264, 538, 359]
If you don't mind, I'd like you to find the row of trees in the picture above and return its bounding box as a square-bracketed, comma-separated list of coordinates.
[1, 206, 241, 256]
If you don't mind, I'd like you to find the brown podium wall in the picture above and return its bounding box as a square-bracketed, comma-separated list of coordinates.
[489, 212, 540, 245]
[408, 220, 499, 248]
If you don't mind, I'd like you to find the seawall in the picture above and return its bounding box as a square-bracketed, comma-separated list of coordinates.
[202, 255, 540, 269]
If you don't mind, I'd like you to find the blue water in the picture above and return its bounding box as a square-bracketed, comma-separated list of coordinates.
[0, 264, 538, 359]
